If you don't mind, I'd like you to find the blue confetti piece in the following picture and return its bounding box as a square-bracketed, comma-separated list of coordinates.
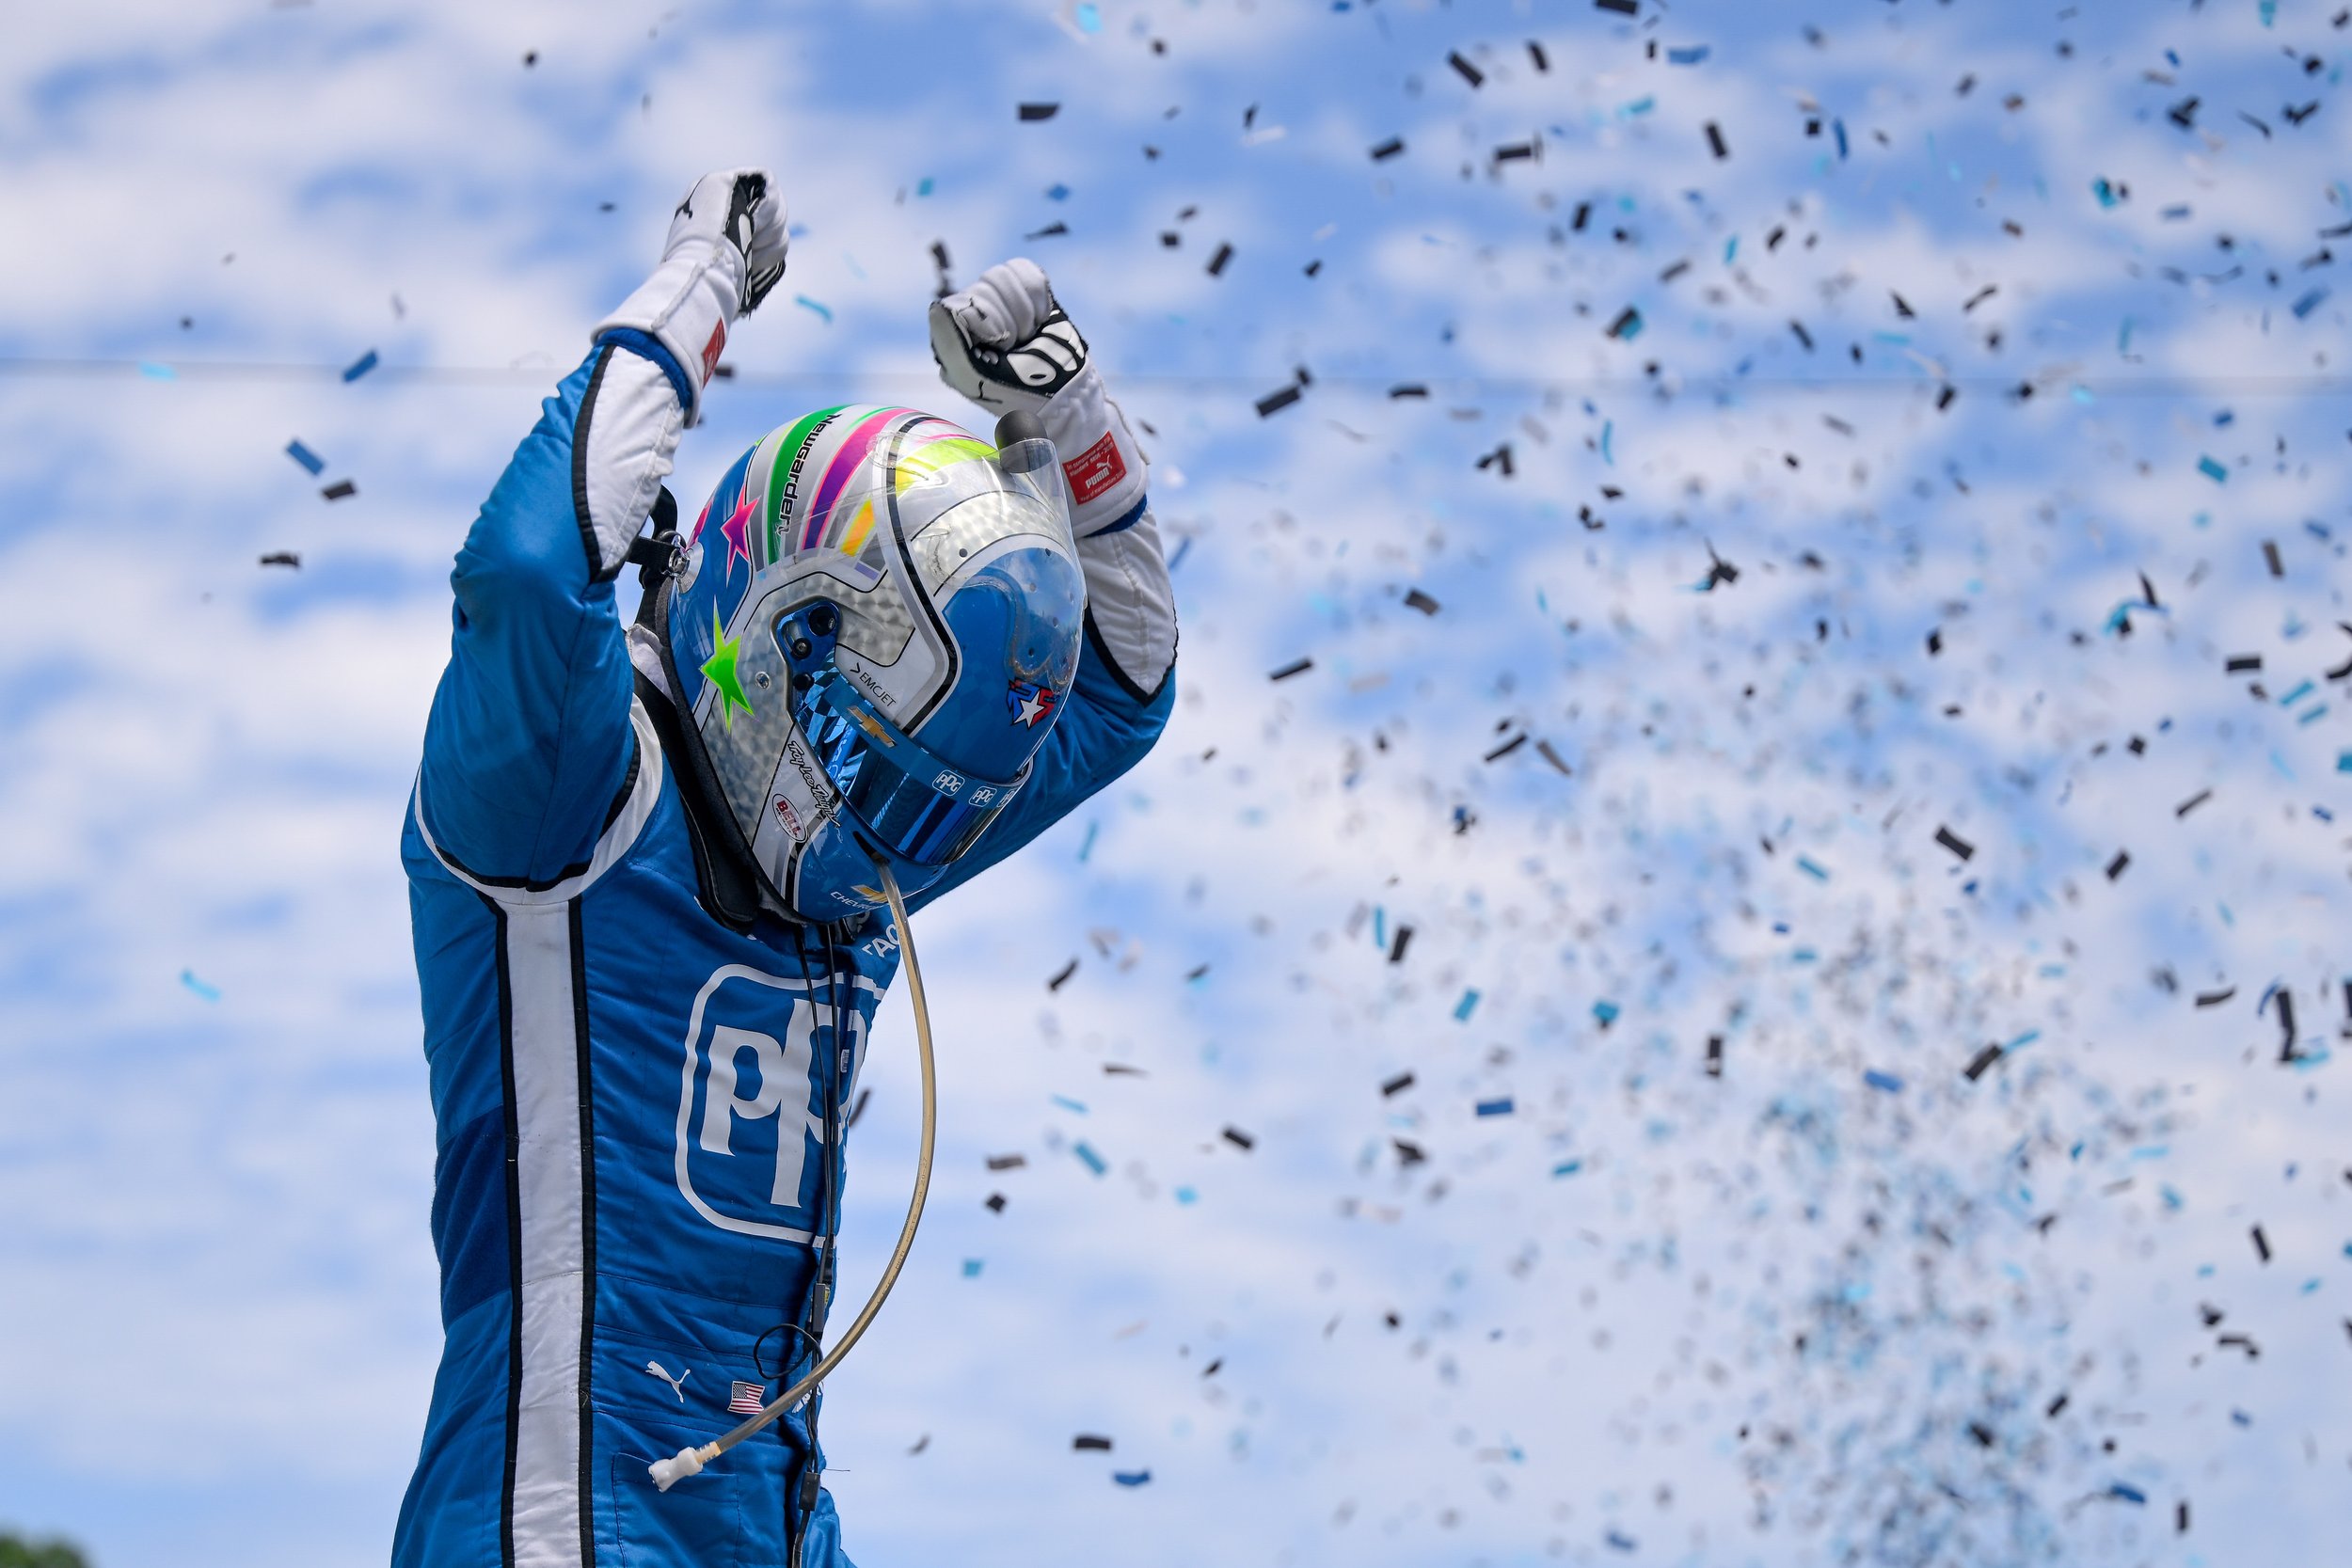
[180, 969, 221, 1002]
[794, 294, 834, 324]
[1551, 1159, 1583, 1178]
[1833, 119, 1848, 159]
[2090, 177, 2121, 209]
[1073, 1141, 1106, 1176]
[1173, 1185, 1197, 1205]
[2197, 454, 2227, 483]
[1046, 182, 1071, 201]
[1475, 1096, 1514, 1117]
[285, 439, 326, 475]
[1600, 420, 1613, 464]
[1593, 999, 1619, 1026]
[1077, 820, 1098, 862]
[1453, 989, 1481, 1022]
[962, 1259, 983, 1277]
[342, 348, 378, 382]
[2337, 751, 2352, 773]
[1167, 536, 1193, 573]
[138, 361, 176, 380]
[1616, 95, 1655, 119]
[1666, 44, 1709, 65]
[2107, 1482, 2147, 1505]
[1796, 855, 1829, 881]
[1051, 1094, 1089, 1115]
[1111, 1469, 1151, 1486]
[1864, 1069, 1904, 1093]
[1605, 1529, 1638, 1552]
[915, 177, 934, 197]
[2292, 287, 2329, 320]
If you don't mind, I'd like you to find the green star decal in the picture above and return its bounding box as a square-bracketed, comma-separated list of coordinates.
[700, 607, 755, 727]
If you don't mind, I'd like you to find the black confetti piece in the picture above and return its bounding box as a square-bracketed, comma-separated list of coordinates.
[1381, 1070, 1416, 1096]
[1018, 103, 1060, 121]
[1073, 1433, 1113, 1450]
[1206, 243, 1232, 277]
[1222, 1126, 1256, 1151]
[1369, 136, 1406, 161]
[1963, 1044, 2005, 1081]
[1389, 926, 1414, 963]
[1705, 121, 1728, 159]
[1448, 51, 1484, 87]
[321, 480, 357, 500]
[1047, 958, 1078, 991]
[1255, 384, 1303, 417]
[259, 551, 301, 569]
[1269, 657, 1313, 682]
[1935, 826, 1975, 861]
[1403, 588, 1440, 614]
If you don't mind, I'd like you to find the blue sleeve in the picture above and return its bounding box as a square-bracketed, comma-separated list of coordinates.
[417, 340, 685, 886]
[909, 631, 1175, 912]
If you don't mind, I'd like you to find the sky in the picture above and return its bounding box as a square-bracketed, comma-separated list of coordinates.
[1, 1, 2348, 1564]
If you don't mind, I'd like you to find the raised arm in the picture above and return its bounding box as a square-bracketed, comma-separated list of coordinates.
[416, 169, 787, 884]
[912, 260, 1178, 909]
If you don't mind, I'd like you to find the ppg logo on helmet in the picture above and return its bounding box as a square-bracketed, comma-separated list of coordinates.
[932, 769, 966, 796]
[674, 966, 837, 1240]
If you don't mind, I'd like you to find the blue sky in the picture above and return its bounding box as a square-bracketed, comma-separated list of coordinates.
[1, 1, 2348, 1564]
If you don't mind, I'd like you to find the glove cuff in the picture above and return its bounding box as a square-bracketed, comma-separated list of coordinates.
[591, 240, 745, 423]
[1039, 360, 1148, 537]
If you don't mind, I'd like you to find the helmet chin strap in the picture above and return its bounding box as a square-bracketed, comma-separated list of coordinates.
[649, 858, 939, 1492]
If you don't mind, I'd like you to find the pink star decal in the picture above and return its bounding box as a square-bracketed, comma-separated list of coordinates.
[718, 486, 758, 577]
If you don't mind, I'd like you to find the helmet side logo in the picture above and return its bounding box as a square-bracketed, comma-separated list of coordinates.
[1007, 680, 1059, 728]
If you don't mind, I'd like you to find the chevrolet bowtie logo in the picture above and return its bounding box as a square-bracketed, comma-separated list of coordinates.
[850, 708, 897, 747]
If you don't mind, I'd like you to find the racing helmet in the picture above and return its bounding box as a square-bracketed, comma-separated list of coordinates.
[644, 404, 1081, 923]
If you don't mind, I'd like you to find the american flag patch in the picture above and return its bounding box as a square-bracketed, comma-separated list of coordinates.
[727, 1381, 766, 1415]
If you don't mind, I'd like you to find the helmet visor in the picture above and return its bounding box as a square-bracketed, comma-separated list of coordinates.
[794, 673, 1025, 867]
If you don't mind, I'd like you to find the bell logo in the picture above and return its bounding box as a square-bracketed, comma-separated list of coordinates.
[674, 965, 839, 1240]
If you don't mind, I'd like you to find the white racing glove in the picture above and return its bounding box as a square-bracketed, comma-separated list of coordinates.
[930, 259, 1149, 538]
[933, 260, 1174, 697]
[595, 167, 788, 423]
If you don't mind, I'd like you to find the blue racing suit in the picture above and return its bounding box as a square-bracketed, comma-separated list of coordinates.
[393, 331, 1175, 1567]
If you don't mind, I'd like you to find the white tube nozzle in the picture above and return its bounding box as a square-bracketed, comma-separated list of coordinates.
[649, 1443, 715, 1491]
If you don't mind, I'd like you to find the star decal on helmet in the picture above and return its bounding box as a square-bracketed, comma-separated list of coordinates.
[700, 607, 755, 727]
[719, 484, 758, 577]
[1007, 680, 1058, 728]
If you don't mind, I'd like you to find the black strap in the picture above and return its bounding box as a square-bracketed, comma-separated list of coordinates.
[626, 487, 686, 586]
